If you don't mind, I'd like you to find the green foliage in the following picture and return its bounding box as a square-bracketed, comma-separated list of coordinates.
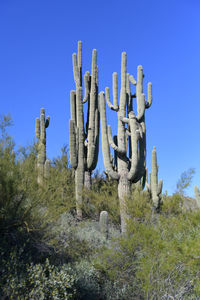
[95, 197, 200, 299]
[1, 251, 76, 299]
[83, 177, 120, 224]
[176, 167, 195, 195]
[1, 115, 200, 299]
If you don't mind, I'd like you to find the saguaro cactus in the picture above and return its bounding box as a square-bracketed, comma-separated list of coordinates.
[69, 41, 99, 219]
[194, 185, 200, 208]
[35, 108, 50, 185]
[146, 146, 163, 209]
[99, 211, 109, 239]
[99, 52, 152, 233]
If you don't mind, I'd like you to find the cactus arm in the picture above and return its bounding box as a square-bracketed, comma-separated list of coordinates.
[99, 92, 119, 180]
[83, 71, 90, 103]
[69, 120, 78, 168]
[120, 116, 130, 125]
[136, 93, 145, 121]
[72, 53, 80, 87]
[107, 125, 126, 154]
[158, 179, 163, 196]
[70, 90, 77, 123]
[145, 82, 153, 108]
[105, 87, 118, 111]
[90, 106, 100, 170]
[35, 118, 40, 139]
[44, 159, 50, 179]
[127, 116, 140, 180]
[87, 49, 98, 170]
[45, 116, 50, 128]
[129, 74, 137, 85]
[78, 40, 82, 78]
[113, 72, 119, 109]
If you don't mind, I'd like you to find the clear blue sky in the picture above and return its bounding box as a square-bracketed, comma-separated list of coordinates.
[1, 0, 200, 196]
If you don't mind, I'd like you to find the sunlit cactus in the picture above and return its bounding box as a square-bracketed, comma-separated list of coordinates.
[99, 210, 109, 239]
[146, 146, 163, 209]
[69, 41, 99, 219]
[99, 52, 152, 233]
[35, 108, 50, 185]
[194, 185, 200, 208]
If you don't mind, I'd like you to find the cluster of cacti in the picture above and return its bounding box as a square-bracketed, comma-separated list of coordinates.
[146, 146, 163, 209]
[99, 52, 152, 232]
[99, 211, 109, 239]
[35, 108, 50, 185]
[194, 185, 200, 208]
[69, 41, 100, 219]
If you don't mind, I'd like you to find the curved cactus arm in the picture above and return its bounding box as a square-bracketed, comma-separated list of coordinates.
[83, 71, 90, 103]
[99, 92, 119, 180]
[145, 82, 153, 108]
[120, 116, 130, 125]
[105, 87, 118, 111]
[107, 125, 126, 154]
[35, 118, 40, 139]
[69, 120, 78, 168]
[125, 129, 131, 136]
[129, 74, 137, 85]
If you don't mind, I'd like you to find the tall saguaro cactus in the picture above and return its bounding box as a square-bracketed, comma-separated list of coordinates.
[146, 146, 163, 209]
[35, 108, 50, 185]
[69, 41, 99, 219]
[99, 52, 152, 233]
[194, 185, 200, 208]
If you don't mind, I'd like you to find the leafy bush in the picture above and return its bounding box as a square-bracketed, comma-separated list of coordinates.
[1, 252, 76, 300]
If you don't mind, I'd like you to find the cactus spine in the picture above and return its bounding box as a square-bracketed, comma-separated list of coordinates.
[146, 146, 163, 209]
[194, 185, 200, 208]
[35, 108, 50, 185]
[99, 52, 152, 233]
[69, 41, 99, 219]
[99, 211, 109, 239]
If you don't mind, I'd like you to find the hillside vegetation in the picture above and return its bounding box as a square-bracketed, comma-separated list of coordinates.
[0, 116, 200, 300]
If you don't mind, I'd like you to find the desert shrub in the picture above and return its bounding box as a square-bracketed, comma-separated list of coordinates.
[94, 194, 200, 300]
[1, 252, 76, 300]
[45, 212, 120, 264]
[82, 177, 120, 224]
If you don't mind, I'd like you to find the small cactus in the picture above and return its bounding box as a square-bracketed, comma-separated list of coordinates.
[35, 108, 50, 185]
[146, 146, 163, 209]
[99, 211, 109, 239]
[194, 185, 200, 208]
